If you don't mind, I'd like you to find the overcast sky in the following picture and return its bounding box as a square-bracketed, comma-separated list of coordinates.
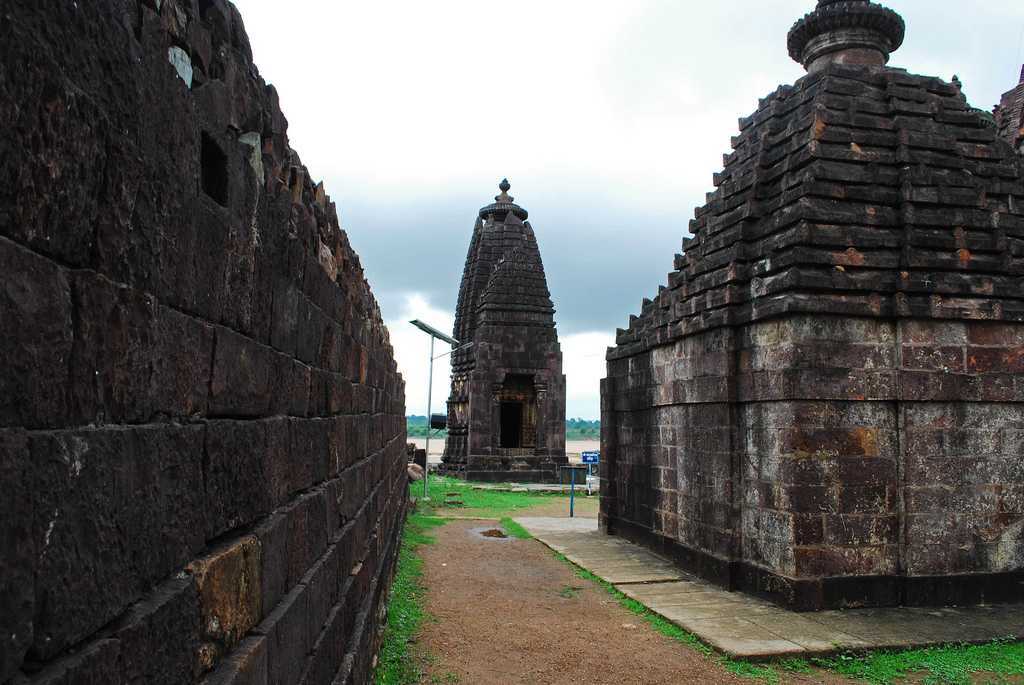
[231, 0, 1024, 419]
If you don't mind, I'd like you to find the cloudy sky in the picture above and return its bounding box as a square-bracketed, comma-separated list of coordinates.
[231, 0, 1024, 419]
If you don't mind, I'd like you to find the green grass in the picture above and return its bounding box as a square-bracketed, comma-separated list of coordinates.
[809, 639, 1024, 685]
[559, 585, 582, 599]
[414, 476, 567, 518]
[374, 513, 447, 685]
[499, 517, 533, 540]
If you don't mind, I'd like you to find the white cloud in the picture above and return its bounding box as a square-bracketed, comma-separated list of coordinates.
[230, 0, 1024, 420]
[561, 331, 616, 420]
[385, 293, 455, 417]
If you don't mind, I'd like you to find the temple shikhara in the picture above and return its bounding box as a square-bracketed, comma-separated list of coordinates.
[441, 181, 568, 483]
[601, 0, 1024, 610]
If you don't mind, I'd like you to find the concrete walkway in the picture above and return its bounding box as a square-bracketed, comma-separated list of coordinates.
[515, 517, 1024, 659]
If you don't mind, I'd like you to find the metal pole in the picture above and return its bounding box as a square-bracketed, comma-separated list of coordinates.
[569, 467, 576, 518]
[423, 336, 435, 500]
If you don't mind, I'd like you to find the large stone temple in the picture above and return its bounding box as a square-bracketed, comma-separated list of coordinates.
[441, 181, 567, 482]
[601, 0, 1024, 611]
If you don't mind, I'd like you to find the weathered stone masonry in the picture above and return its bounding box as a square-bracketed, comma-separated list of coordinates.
[1, 1, 406, 683]
[995, 66, 1024, 153]
[601, 0, 1024, 611]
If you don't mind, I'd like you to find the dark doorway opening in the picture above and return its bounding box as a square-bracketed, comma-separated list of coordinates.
[500, 402, 523, 448]
[201, 132, 229, 206]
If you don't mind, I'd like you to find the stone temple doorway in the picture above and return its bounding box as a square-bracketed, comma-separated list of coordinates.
[496, 374, 537, 451]
[499, 402, 524, 448]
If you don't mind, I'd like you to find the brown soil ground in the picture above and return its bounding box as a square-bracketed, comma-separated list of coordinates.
[415, 519, 853, 685]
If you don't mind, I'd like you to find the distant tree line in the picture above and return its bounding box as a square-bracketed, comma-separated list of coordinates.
[566, 418, 600, 440]
[406, 416, 600, 440]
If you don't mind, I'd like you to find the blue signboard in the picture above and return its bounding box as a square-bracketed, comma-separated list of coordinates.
[581, 451, 600, 464]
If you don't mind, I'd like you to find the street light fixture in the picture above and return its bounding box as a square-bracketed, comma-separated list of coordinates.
[409, 320, 471, 500]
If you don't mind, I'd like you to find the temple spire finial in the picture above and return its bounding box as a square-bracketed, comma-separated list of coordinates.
[496, 178, 513, 203]
[480, 178, 528, 220]
[788, 0, 905, 73]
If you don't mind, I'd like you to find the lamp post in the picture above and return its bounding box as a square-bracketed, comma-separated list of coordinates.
[409, 320, 464, 501]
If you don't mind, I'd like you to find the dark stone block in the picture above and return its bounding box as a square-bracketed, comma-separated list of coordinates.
[153, 306, 215, 419]
[204, 420, 272, 540]
[28, 638, 121, 685]
[327, 417, 349, 478]
[255, 584, 309, 685]
[304, 545, 340, 651]
[0, 430, 32, 683]
[287, 491, 329, 590]
[289, 418, 328, 493]
[254, 512, 288, 623]
[29, 425, 205, 660]
[269, 282, 301, 357]
[209, 328, 274, 418]
[69, 270, 158, 424]
[300, 603, 346, 685]
[264, 417, 292, 508]
[0, 26, 108, 269]
[115, 576, 201, 685]
[201, 637, 267, 685]
[308, 370, 330, 418]
[270, 355, 311, 418]
[0, 237, 72, 429]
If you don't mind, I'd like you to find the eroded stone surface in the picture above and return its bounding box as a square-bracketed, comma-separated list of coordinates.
[189, 536, 262, 672]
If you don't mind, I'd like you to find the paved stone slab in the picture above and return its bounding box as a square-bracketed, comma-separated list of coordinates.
[516, 517, 1024, 659]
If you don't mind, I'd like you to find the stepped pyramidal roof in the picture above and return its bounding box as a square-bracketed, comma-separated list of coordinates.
[612, 0, 1024, 361]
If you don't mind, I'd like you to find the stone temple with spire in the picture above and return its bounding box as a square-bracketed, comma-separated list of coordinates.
[601, 0, 1024, 610]
[441, 181, 568, 482]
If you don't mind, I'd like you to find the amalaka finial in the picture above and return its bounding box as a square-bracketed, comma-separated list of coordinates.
[480, 178, 528, 220]
[495, 178, 514, 203]
[788, 0, 905, 73]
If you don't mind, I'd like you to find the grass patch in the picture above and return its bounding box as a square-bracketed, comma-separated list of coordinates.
[811, 639, 1024, 685]
[374, 513, 447, 685]
[499, 517, 533, 540]
[414, 476, 568, 518]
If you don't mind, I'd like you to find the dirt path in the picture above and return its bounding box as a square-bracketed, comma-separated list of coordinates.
[416, 519, 853, 685]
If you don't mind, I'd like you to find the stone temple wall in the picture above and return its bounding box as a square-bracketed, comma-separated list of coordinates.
[0, 1, 407, 683]
[604, 314, 1024, 609]
[601, 17, 1024, 610]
